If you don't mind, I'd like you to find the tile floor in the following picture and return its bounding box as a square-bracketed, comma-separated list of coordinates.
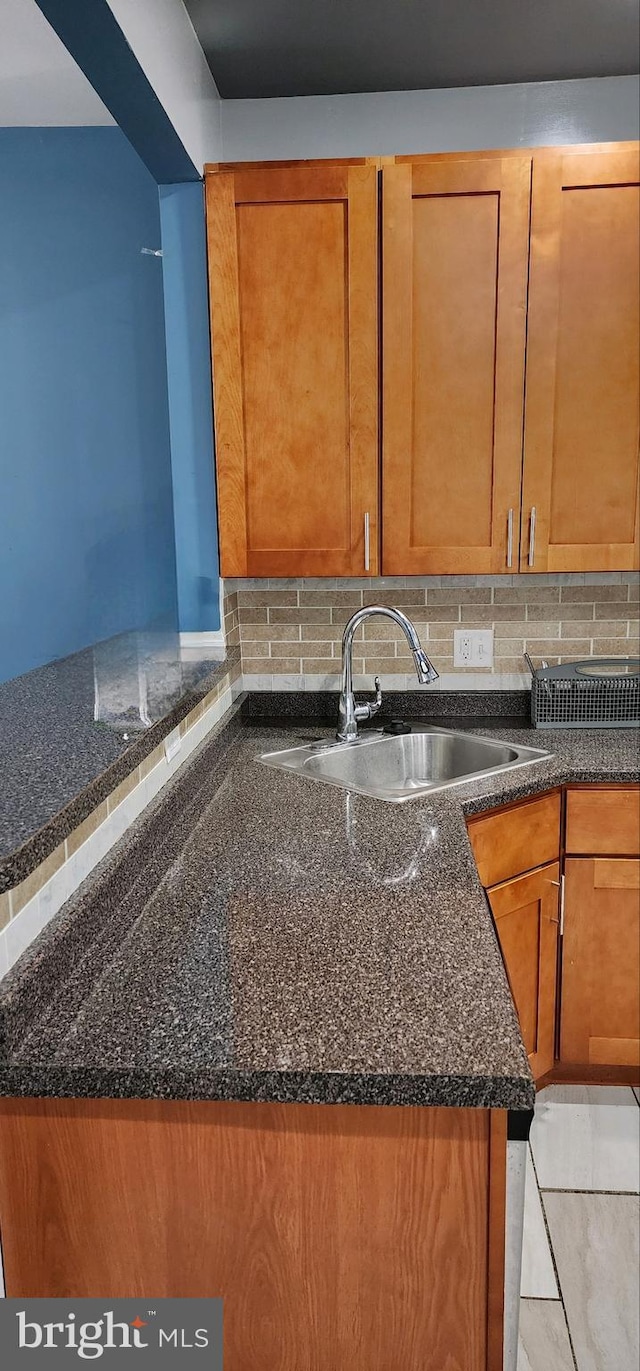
[518, 1085, 640, 1371]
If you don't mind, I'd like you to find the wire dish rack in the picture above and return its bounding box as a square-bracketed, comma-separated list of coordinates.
[525, 655, 640, 729]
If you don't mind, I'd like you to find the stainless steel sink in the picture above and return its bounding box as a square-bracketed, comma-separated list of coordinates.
[259, 726, 551, 803]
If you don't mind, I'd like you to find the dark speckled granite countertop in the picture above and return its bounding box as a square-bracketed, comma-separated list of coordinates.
[0, 636, 238, 894]
[0, 705, 638, 1111]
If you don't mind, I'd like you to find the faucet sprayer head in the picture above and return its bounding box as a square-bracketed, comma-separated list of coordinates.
[412, 647, 439, 685]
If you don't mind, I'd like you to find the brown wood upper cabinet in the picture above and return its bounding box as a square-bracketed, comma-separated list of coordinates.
[521, 146, 640, 572]
[382, 155, 531, 574]
[206, 145, 639, 578]
[205, 161, 379, 577]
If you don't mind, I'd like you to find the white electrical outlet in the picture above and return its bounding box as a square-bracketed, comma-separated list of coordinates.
[453, 629, 494, 668]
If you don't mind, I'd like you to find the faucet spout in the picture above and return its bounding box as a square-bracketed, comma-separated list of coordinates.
[336, 605, 438, 743]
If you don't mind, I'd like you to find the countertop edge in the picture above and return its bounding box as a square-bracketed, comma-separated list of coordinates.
[0, 1066, 536, 1111]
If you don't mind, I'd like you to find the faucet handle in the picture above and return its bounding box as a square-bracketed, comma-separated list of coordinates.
[353, 676, 383, 725]
[369, 675, 383, 718]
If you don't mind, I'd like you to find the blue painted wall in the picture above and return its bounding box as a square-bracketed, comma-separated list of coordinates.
[159, 183, 220, 633]
[0, 127, 178, 684]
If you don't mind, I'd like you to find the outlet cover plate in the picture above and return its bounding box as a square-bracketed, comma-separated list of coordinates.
[453, 628, 494, 668]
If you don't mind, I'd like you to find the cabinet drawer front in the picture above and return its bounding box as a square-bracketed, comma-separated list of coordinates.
[468, 793, 561, 888]
[566, 788, 640, 856]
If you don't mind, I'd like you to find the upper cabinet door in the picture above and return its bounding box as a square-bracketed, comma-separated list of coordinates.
[205, 163, 379, 577]
[521, 146, 640, 572]
[381, 156, 531, 574]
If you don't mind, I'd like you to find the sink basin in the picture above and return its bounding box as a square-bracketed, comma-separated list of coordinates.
[259, 726, 551, 803]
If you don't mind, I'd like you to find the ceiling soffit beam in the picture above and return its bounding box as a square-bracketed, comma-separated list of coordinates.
[33, 0, 200, 182]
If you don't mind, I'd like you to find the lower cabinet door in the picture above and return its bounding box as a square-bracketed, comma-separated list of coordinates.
[560, 858, 640, 1068]
[488, 862, 561, 1081]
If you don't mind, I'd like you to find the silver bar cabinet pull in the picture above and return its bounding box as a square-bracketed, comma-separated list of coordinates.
[364, 511, 370, 571]
[528, 506, 537, 567]
[507, 508, 514, 568]
[549, 875, 565, 933]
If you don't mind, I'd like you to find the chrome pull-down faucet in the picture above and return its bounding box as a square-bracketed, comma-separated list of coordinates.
[336, 605, 438, 743]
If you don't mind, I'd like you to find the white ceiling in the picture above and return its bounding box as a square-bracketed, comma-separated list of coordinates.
[0, 0, 115, 126]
